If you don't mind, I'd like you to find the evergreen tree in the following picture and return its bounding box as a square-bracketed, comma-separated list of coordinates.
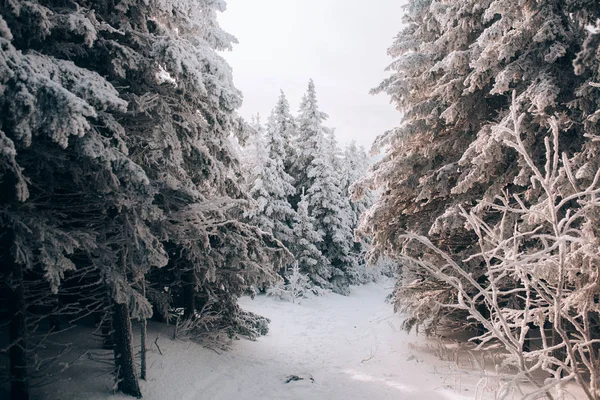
[344, 142, 374, 273]
[101, 0, 290, 343]
[291, 79, 329, 207]
[266, 263, 313, 303]
[246, 105, 297, 247]
[0, 1, 290, 398]
[271, 91, 297, 176]
[360, 0, 600, 332]
[240, 114, 268, 175]
[290, 192, 331, 289]
[305, 121, 358, 294]
[344, 142, 373, 230]
[0, 3, 162, 396]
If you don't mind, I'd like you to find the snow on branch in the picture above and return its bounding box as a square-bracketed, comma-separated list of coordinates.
[397, 94, 600, 400]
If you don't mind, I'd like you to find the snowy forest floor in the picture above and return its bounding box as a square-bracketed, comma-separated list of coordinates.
[35, 280, 585, 400]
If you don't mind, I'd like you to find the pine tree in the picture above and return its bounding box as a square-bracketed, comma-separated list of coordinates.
[0, 3, 160, 397]
[289, 192, 331, 289]
[246, 104, 297, 248]
[240, 114, 268, 175]
[271, 91, 297, 176]
[361, 0, 600, 332]
[573, 17, 600, 187]
[305, 123, 358, 294]
[266, 263, 313, 303]
[291, 79, 329, 207]
[344, 142, 373, 230]
[104, 0, 290, 342]
[0, 1, 291, 397]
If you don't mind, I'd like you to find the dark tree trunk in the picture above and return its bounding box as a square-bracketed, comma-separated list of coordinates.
[93, 310, 113, 349]
[140, 280, 147, 381]
[140, 319, 146, 380]
[183, 271, 195, 320]
[8, 261, 28, 400]
[112, 302, 141, 398]
[140, 319, 147, 381]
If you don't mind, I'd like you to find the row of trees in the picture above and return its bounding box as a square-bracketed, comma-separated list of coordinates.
[240, 82, 374, 295]
[0, 1, 291, 399]
[358, 0, 600, 398]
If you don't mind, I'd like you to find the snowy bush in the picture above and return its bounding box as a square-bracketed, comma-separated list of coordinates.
[396, 96, 600, 399]
[172, 306, 223, 342]
[354, 257, 398, 284]
[232, 310, 271, 340]
[267, 264, 328, 302]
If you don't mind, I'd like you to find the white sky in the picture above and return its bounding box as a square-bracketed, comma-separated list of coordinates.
[218, 0, 405, 152]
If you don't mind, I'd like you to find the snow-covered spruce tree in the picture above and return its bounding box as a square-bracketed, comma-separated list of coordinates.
[272, 91, 298, 181]
[266, 263, 313, 303]
[344, 142, 373, 230]
[359, 0, 600, 333]
[246, 100, 297, 251]
[573, 16, 600, 196]
[305, 118, 358, 294]
[343, 141, 374, 272]
[239, 114, 268, 176]
[289, 191, 331, 289]
[290, 79, 329, 208]
[0, 5, 165, 398]
[93, 0, 291, 342]
[398, 97, 600, 399]
[2, 0, 290, 397]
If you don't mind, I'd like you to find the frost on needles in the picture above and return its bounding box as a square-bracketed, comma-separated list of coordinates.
[0, 1, 290, 398]
[358, 1, 600, 398]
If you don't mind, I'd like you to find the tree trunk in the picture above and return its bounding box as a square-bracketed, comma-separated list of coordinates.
[183, 271, 195, 320]
[112, 302, 141, 398]
[8, 262, 28, 400]
[1, 160, 27, 400]
[140, 279, 147, 381]
[140, 319, 147, 381]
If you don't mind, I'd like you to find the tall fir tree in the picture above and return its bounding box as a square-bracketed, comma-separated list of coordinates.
[291, 79, 329, 207]
[0, 2, 164, 396]
[0, 1, 290, 398]
[305, 119, 358, 294]
[271, 91, 297, 176]
[344, 142, 373, 231]
[240, 114, 268, 175]
[246, 101, 298, 248]
[359, 0, 600, 331]
[289, 192, 332, 289]
[344, 141, 374, 266]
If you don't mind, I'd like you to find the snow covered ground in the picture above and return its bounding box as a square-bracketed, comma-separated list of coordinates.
[36, 280, 583, 400]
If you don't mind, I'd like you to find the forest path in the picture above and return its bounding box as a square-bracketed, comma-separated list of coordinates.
[38, 280, 489, 400]
[222, 280, 478, 400]
[164, 280, 484, 400]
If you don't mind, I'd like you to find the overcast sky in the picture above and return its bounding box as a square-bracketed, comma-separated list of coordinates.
[218, 0, 405, 152]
